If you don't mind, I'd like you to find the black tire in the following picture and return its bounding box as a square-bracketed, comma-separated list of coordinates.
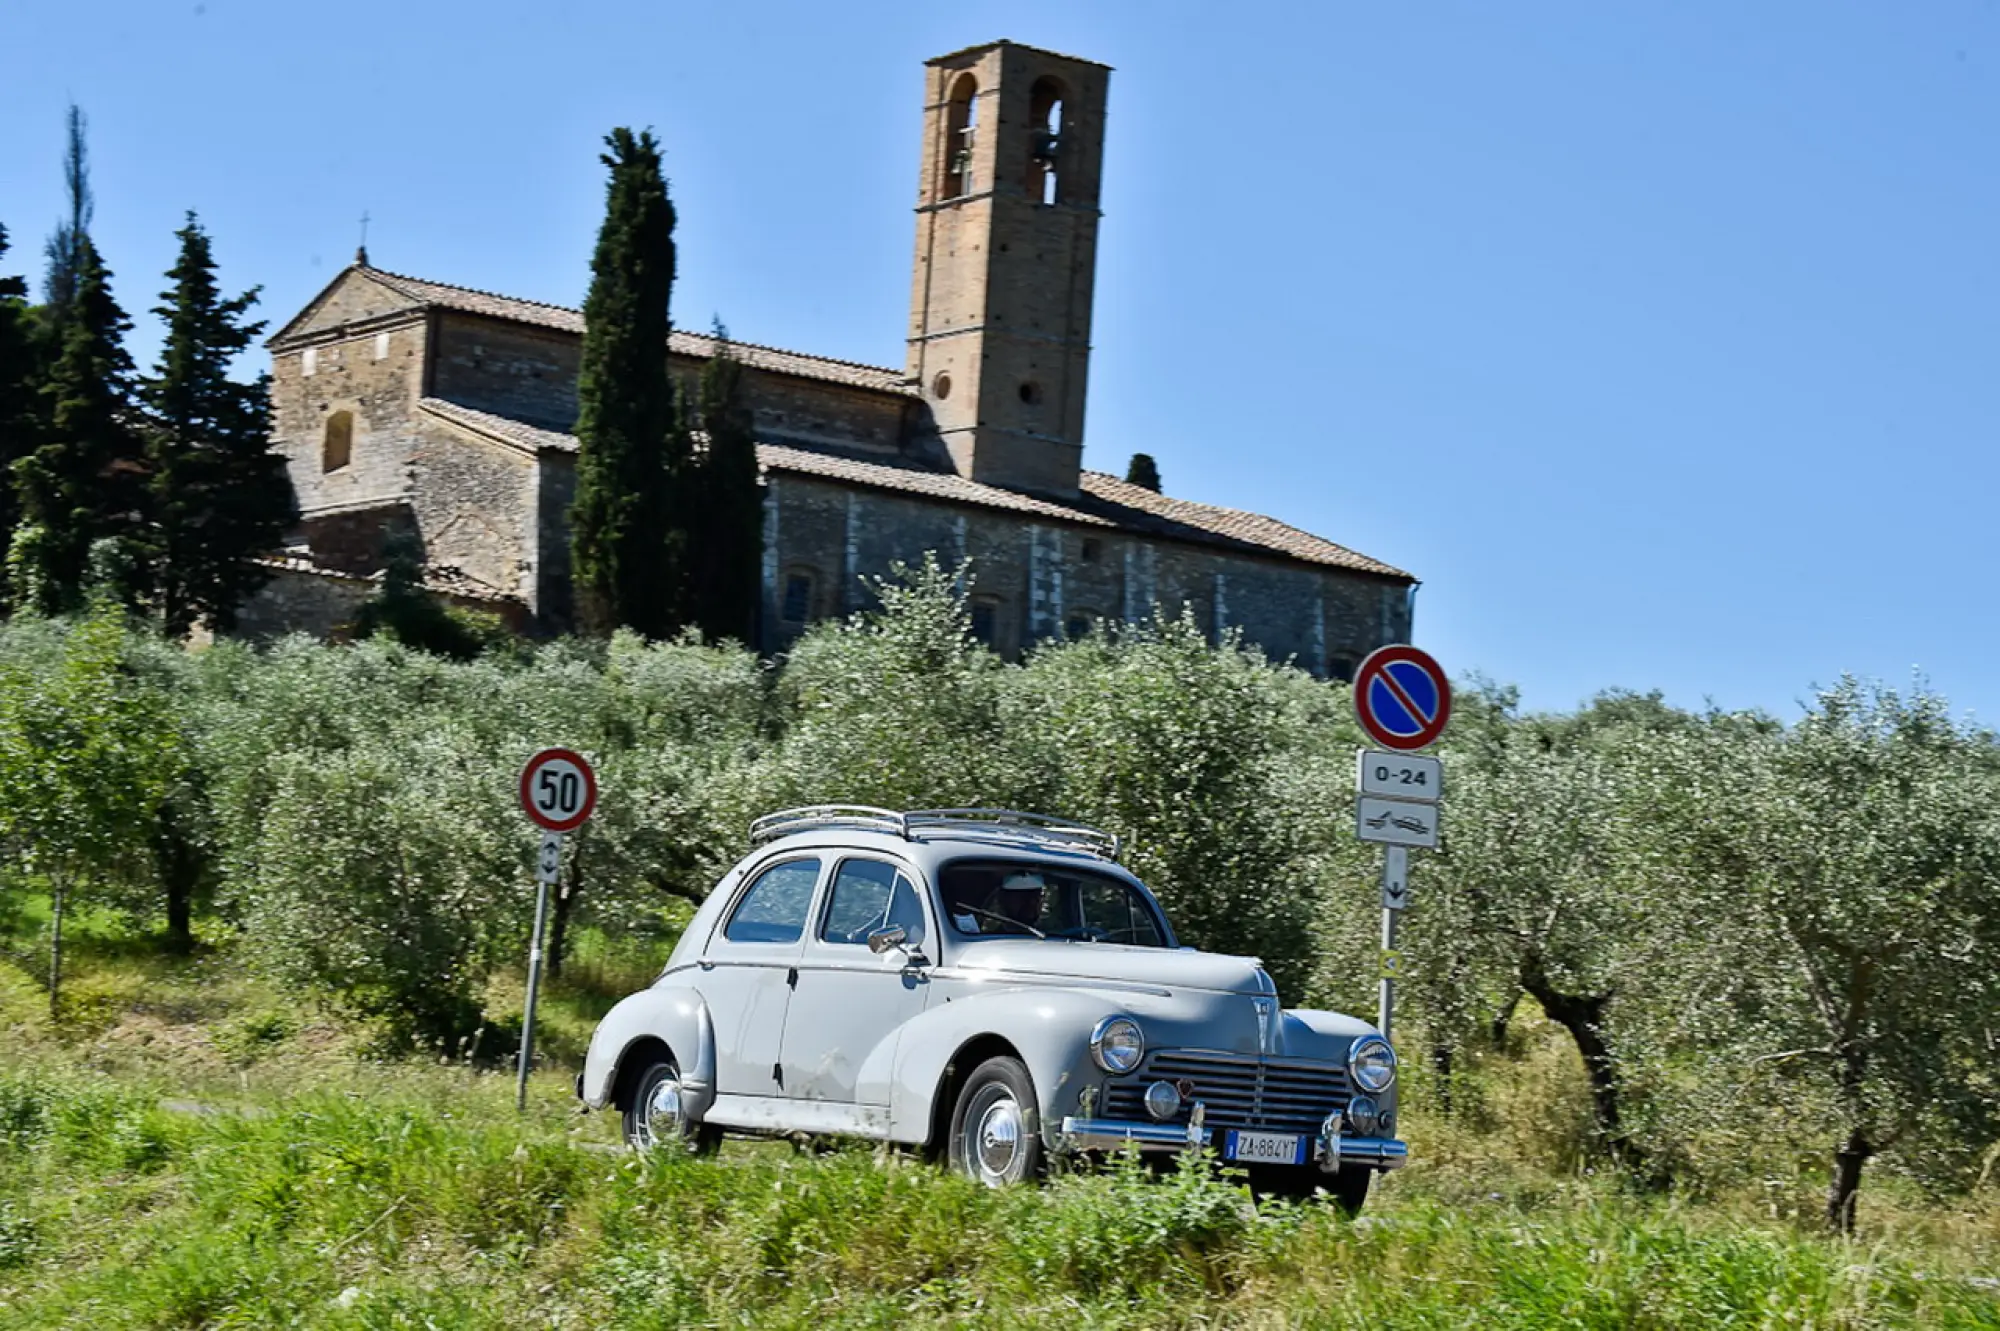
[621, 1057, 721, 1156]
[1247, 1164, 1372, 1215]
[946, 1055, 1043, 1187]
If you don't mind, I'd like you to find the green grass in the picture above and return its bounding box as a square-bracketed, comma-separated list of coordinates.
[0, 1057, 1995, 1329]
[0, 915, 1996, 1328]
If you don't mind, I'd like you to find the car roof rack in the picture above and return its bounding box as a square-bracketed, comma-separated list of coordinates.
[747, 806, 1121, 861]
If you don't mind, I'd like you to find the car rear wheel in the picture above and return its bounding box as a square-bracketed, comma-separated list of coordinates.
[622, 1057, 721, 1156]
[947, 1056, 1042, 1187]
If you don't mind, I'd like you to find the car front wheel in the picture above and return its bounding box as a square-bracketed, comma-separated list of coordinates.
[621, 1057, 721, 1156]
[947, 1055, 1042, 1187]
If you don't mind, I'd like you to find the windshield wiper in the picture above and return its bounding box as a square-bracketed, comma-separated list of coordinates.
[960, 904, 1046, 939]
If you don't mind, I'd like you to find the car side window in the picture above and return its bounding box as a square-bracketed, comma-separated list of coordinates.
[819, 859, 927, 950]
[724, 858, 822, 944]
[1077, 877, 1165, 946]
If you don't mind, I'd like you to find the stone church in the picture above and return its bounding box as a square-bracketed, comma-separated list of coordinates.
[249, 40, 1415, 677]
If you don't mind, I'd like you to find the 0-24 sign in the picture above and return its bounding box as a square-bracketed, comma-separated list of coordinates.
[519, 747, 598, 833]
[1356, 750, 1442, 802]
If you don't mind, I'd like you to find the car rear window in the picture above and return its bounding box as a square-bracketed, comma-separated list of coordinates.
[724, 858, 822, 944]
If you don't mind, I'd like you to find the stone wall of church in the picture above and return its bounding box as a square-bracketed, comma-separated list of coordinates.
[432, 314, 582, 429]
[231, 565, 376, 641]
[715, 368, 917, 456]
[760, 475, 1410, 674]
[409, 417, 540, 601]
[270, 318, 427, 520]
[427, 312, 921, 457]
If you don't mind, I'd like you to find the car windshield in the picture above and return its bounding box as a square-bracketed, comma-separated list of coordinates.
[938, 859, 1168, 946]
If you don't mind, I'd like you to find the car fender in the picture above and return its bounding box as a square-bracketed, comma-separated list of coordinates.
[883, 986, 1141, 1146]
[579, 975, 717, 1115]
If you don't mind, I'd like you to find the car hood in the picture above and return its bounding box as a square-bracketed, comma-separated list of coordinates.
[948, 940, 1274, 996]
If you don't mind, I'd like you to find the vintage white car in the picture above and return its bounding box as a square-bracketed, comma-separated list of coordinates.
[578, 808, 1406, 1209]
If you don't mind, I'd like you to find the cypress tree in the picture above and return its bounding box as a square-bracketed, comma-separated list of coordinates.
[0, 226, 35, 553]
[570, 127, 690, 638]
[1125, 452, 1162, 493]
[42, 105, 92, 320]
[141, 213, 293, 636]
[10, 237, 147, 614]
[689, 323, 762, 643]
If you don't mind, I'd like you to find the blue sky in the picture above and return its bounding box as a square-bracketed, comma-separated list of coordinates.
[5, 2, 1995, 724]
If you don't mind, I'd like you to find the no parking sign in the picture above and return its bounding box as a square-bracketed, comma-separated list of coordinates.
[1353, 645, 1452, 752]
[1348, 644, 1451, 1045]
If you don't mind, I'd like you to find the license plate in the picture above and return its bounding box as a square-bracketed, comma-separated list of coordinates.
[1223, 1129, 1308, 1165]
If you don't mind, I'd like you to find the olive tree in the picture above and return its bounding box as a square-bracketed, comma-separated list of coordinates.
[765, 558, 1032, 812]
[240, 726, 531, 1049]
[1012, 613, 1323, 1000]
[0, 600, 180, 1014]
[1675, 679, 2000, 1230]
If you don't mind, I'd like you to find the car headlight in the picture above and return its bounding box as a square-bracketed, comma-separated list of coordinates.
[1346, 1094, 1379, 1136]
[1348, 1036, 1397, 1093]
[1090, 1016, 1145, 1074]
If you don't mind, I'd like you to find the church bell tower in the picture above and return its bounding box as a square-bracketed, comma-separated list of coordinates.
[906, 41, 1109, 498]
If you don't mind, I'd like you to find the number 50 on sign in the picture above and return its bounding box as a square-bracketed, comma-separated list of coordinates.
[520, 747, 598, 833]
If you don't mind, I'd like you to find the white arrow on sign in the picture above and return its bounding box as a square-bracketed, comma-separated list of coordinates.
[537, 831, 563, 885]
[1357, 750, 1442, 803]
[1356, 795, 1440, 848]
[1381, 844, 1411, 911]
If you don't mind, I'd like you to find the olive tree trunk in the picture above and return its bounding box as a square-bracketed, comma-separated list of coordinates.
[1826, 1126, 1872, 1234]
[47, 877, 65, 1019]
[1518, 951, 1637, 1164]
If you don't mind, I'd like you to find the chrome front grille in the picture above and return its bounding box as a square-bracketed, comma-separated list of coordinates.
[1102, 1050, 1351, 1136]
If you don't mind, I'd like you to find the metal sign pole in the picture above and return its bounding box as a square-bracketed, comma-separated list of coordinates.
[517, 830, 562, 1112]
[1378, 845, 1406, 1041]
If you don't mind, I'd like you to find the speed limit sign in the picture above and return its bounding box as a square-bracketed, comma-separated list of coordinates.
[519, 747, 597, 833]
[515, 746, 597, 1113]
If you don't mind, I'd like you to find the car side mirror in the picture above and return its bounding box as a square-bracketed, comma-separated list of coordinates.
[867, 924, 909, 955]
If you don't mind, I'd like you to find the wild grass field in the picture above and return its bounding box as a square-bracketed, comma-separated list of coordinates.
[2, 916, 1996, 1330]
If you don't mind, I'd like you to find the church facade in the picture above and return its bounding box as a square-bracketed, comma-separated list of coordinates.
[249, 40, 1415, 677]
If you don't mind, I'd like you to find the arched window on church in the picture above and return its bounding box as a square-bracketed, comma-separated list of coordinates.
[942, 74, 978, 200]
[322, 410, 353, 473]
[1028, 77, 1065, 205]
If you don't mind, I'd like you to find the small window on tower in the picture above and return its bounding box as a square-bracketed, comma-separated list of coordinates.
[1329, 657, 1357, 684]
[322, 410, 353, 472]
[301, 347, 318, 377]
[1028, 77, 1066, 205]
[1080, 537, 1102, 563]
[782, 571, 816, 624]
[374, 332, 391, 360]
[942, 73, 978, 200]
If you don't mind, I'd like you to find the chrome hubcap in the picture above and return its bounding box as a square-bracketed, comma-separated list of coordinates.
[971, 1094, 1023, 1183]
[642, 1075, 685, 1148]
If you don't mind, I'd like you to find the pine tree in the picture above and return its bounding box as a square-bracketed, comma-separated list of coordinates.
[141, 213, 292, 636]
[1125, 452, 1162, 493]
[570, 127, 691, 638]
[11, 237, 147, 614]
[688, 323, 762, 643]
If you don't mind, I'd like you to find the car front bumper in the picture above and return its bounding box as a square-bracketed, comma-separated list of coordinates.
[1056, 1104, 1408, 1171]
